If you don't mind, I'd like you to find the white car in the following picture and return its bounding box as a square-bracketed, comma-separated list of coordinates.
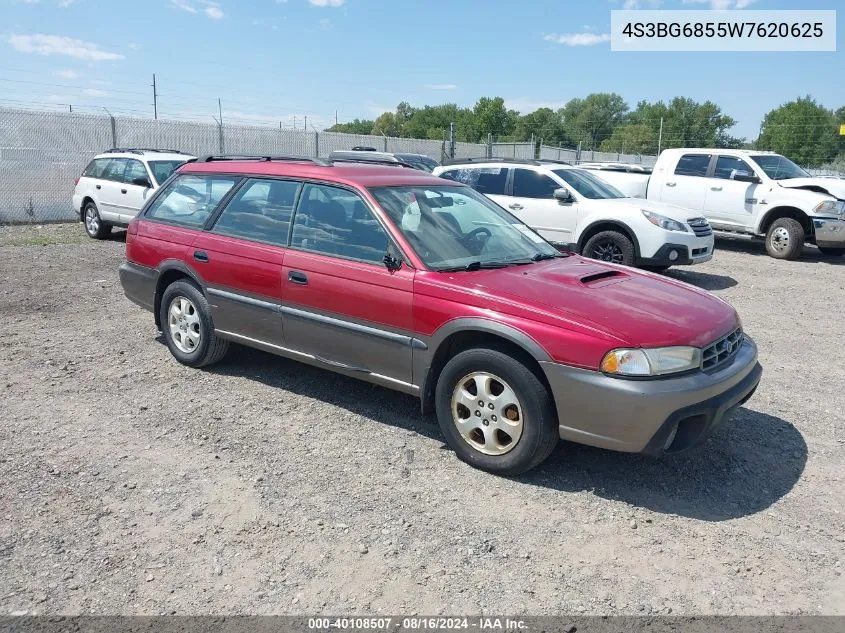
[588, 149, 845, 260]
[73, 148, 195, 239]
[433, 159, 714, 271]
[576, 162, 652, 199]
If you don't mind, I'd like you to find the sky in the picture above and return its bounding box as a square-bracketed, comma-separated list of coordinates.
[0, 0, 842, 139]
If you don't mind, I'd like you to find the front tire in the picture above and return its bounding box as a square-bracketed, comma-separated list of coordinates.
[818, 246, 845, 257]
[582, 230, 636, 267]
[83, 201, 110, 239]
[159, 280, 229, 368]
[765, 218, 804, 260]
[434, 347, 558, 476]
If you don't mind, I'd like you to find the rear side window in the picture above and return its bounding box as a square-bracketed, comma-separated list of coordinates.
[713, 156, 755, 180]
[674, 154, 711, 177]
[439, 167, 508, 195]
[82, 158, 110, 178]
[146, 174, 238, 228]
[291, 183, 389, 263]
[213, 178, 300, 246]
[148, 160, 187, 185]
[102, 158, 128, 181]
[512, 168, 559, 199]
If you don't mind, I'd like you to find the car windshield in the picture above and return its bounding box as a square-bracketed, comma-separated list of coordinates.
[552, 169, 626, 199]
[149, 160, 189, 185]
[369, 185, 561, 271]
[396, 154, 439, 172]
[750, 155, 809, 181]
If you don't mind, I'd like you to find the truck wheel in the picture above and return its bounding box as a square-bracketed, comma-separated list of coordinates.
[765, 218, 804, 260]
[582, 231, 636, 267]
[434, 347, 559, 476]
[818, 246, 845, 257]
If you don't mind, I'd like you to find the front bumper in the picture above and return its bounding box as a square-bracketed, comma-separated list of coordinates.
[539, 336, 762, 454]
[638, 233, 715, 267]
[813, 217, 845, 248]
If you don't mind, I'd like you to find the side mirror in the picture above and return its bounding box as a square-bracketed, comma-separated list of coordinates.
[732, 171, 760, 184]
[553, 188, 573, 203]
[383, 252, 402, 272]
[132, 176, 152, 188]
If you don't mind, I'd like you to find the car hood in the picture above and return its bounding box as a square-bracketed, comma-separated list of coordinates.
[583, 197, 703, 222]
[442, 257, 739, 349]
[778, 178, 845, 200]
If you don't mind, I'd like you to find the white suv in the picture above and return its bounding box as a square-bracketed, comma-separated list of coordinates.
[433, 159, 714, 271]
[73, 148, 195, 239]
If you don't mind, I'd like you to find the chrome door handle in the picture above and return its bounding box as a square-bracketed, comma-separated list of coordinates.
[665, 182, 676, 188]
[710, 186, 723, 191]
[509, 204, 524, 211]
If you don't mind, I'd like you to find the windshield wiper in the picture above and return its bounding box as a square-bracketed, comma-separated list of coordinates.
[531, 252, 567, 261]
[436, 261, 513, 272]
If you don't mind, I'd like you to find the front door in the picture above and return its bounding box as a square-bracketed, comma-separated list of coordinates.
[507, 167, 577, 246]
[281, 182, 415, 386]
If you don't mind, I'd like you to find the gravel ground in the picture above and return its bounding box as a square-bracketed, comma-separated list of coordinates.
[0, 222, 843, 616]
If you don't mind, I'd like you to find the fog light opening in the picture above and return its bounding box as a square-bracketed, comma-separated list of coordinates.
[668, 250, 679, 261]
[663, 424, 678, 451]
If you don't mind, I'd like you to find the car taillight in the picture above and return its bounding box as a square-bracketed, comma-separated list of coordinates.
[74, 177, 80, 186]
[127, 219, 139, 236]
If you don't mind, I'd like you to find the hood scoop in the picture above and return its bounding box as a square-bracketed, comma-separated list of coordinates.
[579, 269, 626, 287]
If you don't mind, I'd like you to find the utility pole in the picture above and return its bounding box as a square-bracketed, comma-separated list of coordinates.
[68, 104, 72, 113]
[293, 116, 296, 130]
[449, 122, 456, 159]
[218, 98, 223, 127]
[152, 74, 158, 120]
[335, 110, 338, 126]
[304, 115, 307, 130]
[657, 117, 664, 155]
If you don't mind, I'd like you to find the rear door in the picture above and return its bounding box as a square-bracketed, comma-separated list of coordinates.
[97, 158, 128, 222]
[508, 167, 576, 246]
[704, 155, 761, 230]
[198, 177, 300, 348]
[281, 182, 415, 386]
[118, 159, 154, 223]
[659, 153, 713, 211]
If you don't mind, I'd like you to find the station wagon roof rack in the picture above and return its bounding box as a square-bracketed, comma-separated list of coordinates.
[105, 148, 190, 155]
[441, 157, 571, 167]
[197, 154, 331, 166]
[328, 151, 416, 169]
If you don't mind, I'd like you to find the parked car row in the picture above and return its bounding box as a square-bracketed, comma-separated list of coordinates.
[108, 153, 761, 475]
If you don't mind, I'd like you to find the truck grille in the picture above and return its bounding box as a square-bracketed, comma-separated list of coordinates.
[687, 217, 712, 237]
[701, 328, 743, 370]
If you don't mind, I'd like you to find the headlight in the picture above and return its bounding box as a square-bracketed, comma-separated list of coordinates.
[814, 200, 845, 216]
[601, 346, 701, 377]
[642, 210, 689, 232]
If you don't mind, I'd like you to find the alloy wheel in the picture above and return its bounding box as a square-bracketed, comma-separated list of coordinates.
[591, 241, 624, 264]
[168, 296, 201, 354]
[450, 372, 524, 456]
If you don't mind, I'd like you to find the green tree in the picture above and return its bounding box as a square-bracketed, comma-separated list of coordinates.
[599, 123, 658, 154]
[371, 112, 399, 137]
[513, 108, 571, 145]
[757, 97, 838, 167]
[325, 118, 374, 135]
[558, 93, 629, 150]
[470, 97, 518, 142]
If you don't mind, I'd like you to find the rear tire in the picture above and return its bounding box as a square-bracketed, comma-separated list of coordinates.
[765, 218, 804, 260]
[83, 201, 110, 239]
[818, 246, 845, 257]
[582, 230, 636, 267]
[434, 347, 558, 476]
[159, 280, 229, 368]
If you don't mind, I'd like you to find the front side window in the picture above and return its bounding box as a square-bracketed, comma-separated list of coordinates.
[124, 159, 149, 186]
[751, 154, 809, 181]
[370, 185, 559, 271]
[713, 156, 756, 180]
[439, 167, 508, 196]
[146, 174, 238, 228]
[213, 178, 300, 246]
[291, 183, 389, 264]
[674, 154, 711, 177]
[512, 169, 559, 199]
[148, 160, 188, 185]
[102, 158, 128, 182]
[552, 169, 625, 199]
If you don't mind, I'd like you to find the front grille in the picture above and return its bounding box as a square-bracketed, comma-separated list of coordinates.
[687, 217, 713, 237]
[701, 327, 743, 370]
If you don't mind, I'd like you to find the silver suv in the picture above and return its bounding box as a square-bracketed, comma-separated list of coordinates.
[73, 148, 195, 239]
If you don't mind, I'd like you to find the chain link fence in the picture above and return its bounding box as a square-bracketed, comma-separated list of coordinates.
[0, 107, 490, 224]
[539, 144, 657, 167]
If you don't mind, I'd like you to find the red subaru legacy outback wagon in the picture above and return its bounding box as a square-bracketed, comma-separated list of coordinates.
[120, 154, 762, 475]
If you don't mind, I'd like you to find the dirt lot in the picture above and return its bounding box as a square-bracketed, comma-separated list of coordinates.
[0, 222, 843, 616]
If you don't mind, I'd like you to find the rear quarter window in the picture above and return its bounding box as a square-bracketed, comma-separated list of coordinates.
[146, 174, 238, 229]
[82, 158, 110, 178]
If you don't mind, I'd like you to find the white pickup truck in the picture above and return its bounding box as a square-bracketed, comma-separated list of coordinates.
[585, 149, 845, 260]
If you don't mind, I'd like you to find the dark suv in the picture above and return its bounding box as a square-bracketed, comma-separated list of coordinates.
[120, 155, 762, 475]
